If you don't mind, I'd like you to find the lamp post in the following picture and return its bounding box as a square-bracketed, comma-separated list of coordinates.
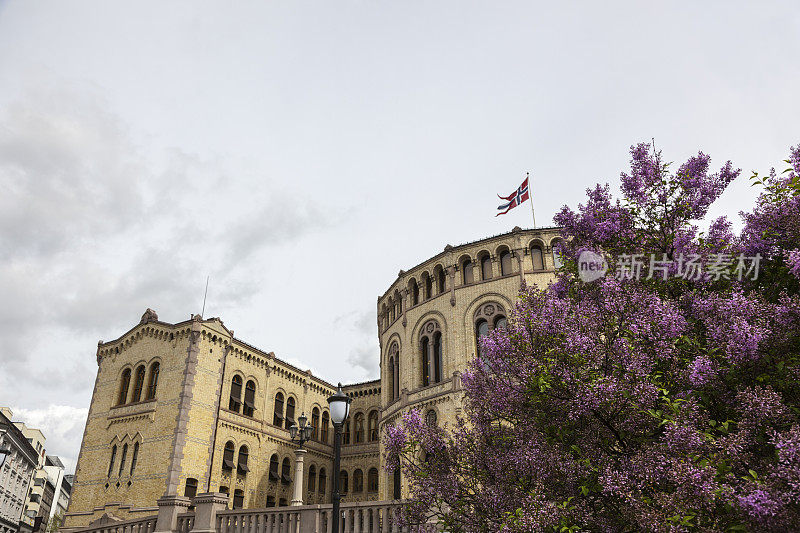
[289, 412, 314, 506]
[327, 383, 352, 533]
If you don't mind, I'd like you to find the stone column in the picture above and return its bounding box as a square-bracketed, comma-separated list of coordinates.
[154, 495, 191, 533]
[291, 448, 307, 506]
[189, 493, 228, 533]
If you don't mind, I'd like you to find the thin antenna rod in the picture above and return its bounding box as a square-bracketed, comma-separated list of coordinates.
[201, 275, 209, 318]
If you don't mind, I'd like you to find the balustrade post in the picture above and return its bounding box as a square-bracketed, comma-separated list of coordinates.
[189, 493, 228, 533]
[154, 495, 192, 533]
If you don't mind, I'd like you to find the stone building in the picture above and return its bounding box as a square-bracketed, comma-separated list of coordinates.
[0, 408, 38, 533]
[63, 227, 561, 528]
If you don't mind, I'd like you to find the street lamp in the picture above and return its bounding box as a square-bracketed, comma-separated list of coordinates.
[327, 383, 352, 533]
[289, 412, 314, 506]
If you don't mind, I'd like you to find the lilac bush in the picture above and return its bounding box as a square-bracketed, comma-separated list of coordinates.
[384, 144, 800, 532]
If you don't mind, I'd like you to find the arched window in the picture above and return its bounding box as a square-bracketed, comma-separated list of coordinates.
[500, 250, 512, 276]
[107, 445, 117, 478]
[229, 375, 242, 412]
[530, 245, 544, 270]
[243, 380, 256, 417]
[285, 397, 296, 430]
[233, 489, 244, 509]
[321, 412, 330, 444]
[129, 442, 139, 476]
[319, 468, 327, 494]
[387, 343, 400, 401]
[368, 468, 379, 492]
[392, 468, 401, 500]
[388, 297, 395, 322]
[434, 265, 446, 294]
[426, 409, 438, 426]
[395, 291, 402, 316]
[388, 355, 395, 401]
[343, 420, 351, 445]
[237, 445, 249, 474]
[222, 441, 235, 471]
[552, 242, 563, 269]
[118, 443, 128, 476]
[308, 465, 316, 492]
[353, 469, 364, 493]
[146, 362, 160, 400]
[268, 454, 279, 481]
[368, 411, 379, 442]
[340, 470, 349, 493]
[461, 257, 474, 284]
[410, 279, 419, 306]
[421, 337, 430, 386]
[132, 365, 146, 402]
[281, 458, 291, 484]
[475, 319, 489, 357]
[311, 408, 320, 440]
[422, 272, 432, 300]
[433, 332, 443, 383]
[354, 413, 364, 443]
[480, 254, 492, 280]
[475, 303, 506, 357]
[117, 369, 131, 405]
[273, 393, 284, 426]
[184, 478, 198, 498]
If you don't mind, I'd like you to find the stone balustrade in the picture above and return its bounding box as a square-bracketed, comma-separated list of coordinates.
[61, 496, 411, 533]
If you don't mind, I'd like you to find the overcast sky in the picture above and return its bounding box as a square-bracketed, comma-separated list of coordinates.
[0, 1, 798, 473]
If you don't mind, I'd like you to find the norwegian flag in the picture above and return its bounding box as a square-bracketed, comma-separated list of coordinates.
[496, 177, 530, 216]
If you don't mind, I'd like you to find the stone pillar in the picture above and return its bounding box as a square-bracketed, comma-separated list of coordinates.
[291, 448, 307, 506]
[154, 495, 191, 533]
[189, 493, 228, 533]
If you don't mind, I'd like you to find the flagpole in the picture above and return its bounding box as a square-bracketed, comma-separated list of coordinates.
[528, 171, 537, 229]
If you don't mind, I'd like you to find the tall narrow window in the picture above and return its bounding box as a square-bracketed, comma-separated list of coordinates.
[500, 250, 512, 275]
[311, 408, 320, 440]
[552, 243, 563, 269]
[354, 413, 364, 443]
[339, 471, 349, 493]
[237, 446, 249, 475]
[481, 254, 492, 280]
[475, 319, 489, 357]
[266, 495, 275, 508]
[243, 380, 255, 417]
[368, 468, 379, 492]
[321, 412, 329, 444]
[319, 468, 327, 495]
[233, 489, 244, 509]
[146, 362, 160, 400]
[118, 443, 128, 476]
[393, 468, 401, 500]
[462, 258, 474, 284]
[184, 478, 198, 498]
[268, 454, 279, 481]
[388, 356, 395, 401]
[426, 410, 438, 426]
[308, 465, 316, 492]
[117, 369, 131, 405]
[229, 375, 242, 412]
[285, 397, 295, 430]
[281, 458, 291, 484]
[353, 469, 363, 493]
[132, 365, 146, 402]
[424, 275, 433, 300]
[129, 442, 139, 476]
[433, 332, 443, 383]
[411, 280, 419, 305]
[107, 445, 117, 478]
[222, 441, 235, 471]
[531, 245, 544, 270]
[368, 411, 379, 441]
[435, 266, 446, 294]
[343, 420, 351, 445]
[421, 337, 430, 386]
[273, 393, 284, 426]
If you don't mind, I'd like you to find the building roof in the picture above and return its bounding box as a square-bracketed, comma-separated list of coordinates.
[45, 455, 65, 468]
[0, 409, 39, 466]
